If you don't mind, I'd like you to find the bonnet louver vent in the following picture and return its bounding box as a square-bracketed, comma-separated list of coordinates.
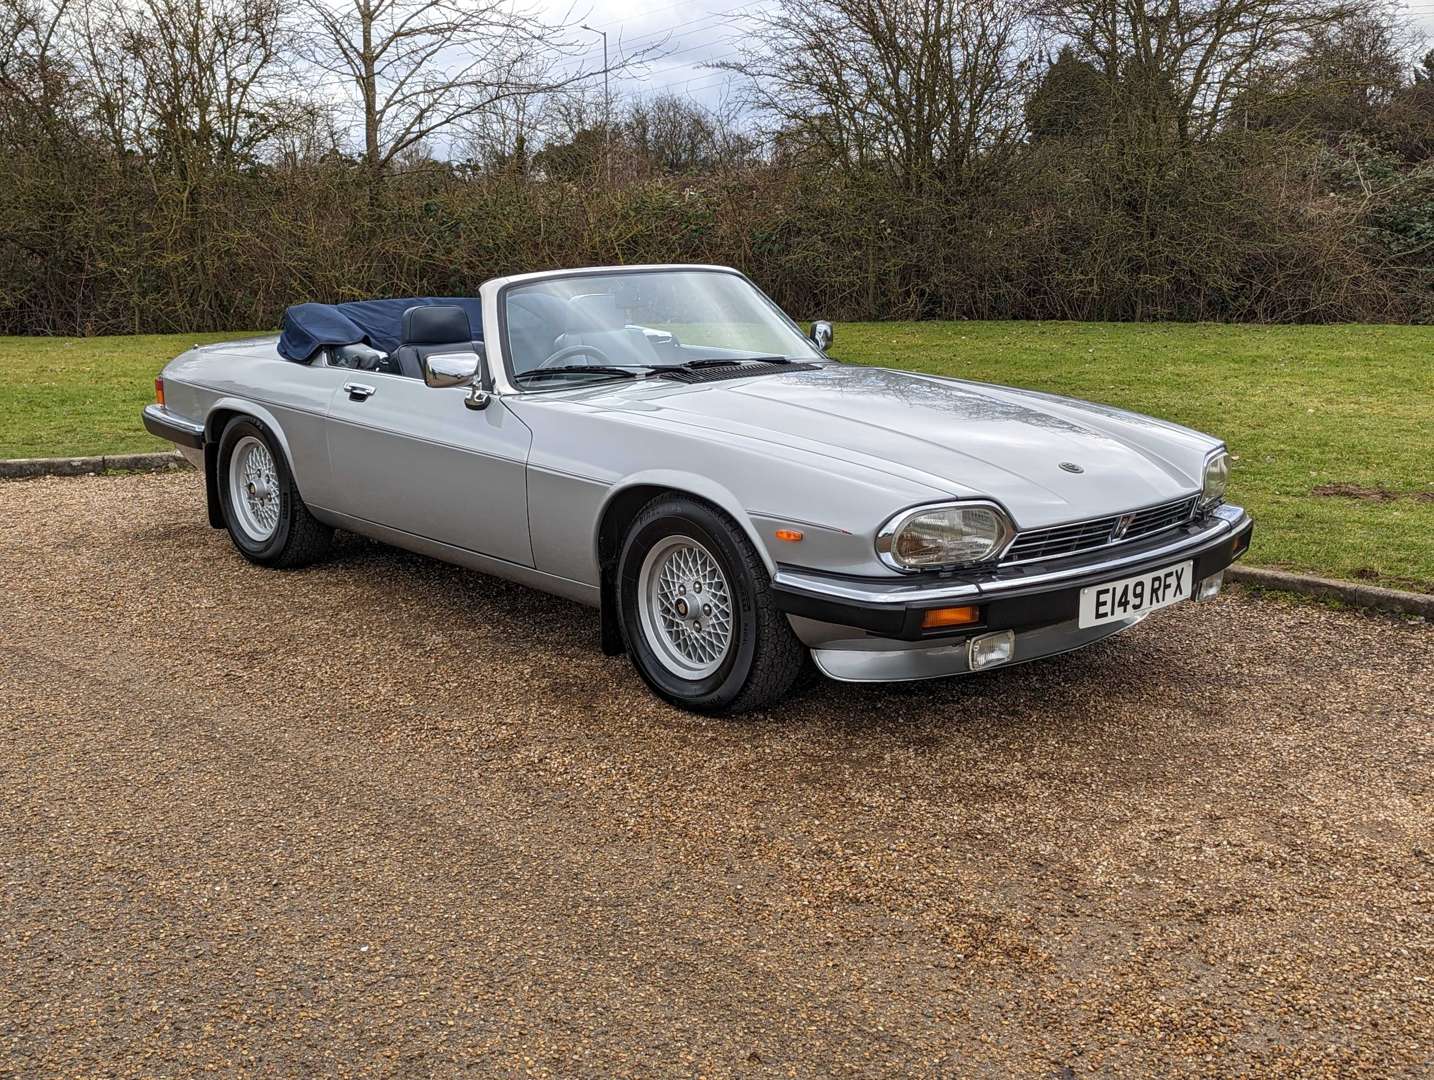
[658, 362, 821, 384]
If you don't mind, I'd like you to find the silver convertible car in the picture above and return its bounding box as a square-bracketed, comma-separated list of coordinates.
[143, 264, 1253, 713]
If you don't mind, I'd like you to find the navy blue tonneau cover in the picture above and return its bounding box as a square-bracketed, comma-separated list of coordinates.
[278, 297, 484, 362]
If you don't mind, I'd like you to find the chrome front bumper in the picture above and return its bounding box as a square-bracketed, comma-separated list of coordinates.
[772, 504, 1252, 683]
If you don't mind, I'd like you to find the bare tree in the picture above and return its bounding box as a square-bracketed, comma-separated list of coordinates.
[627, 93, 723, 174]
[299, 0, 619, 177]
[724, 0, 1035, 192]
[1037, 0, 1376, 143]
[66, 0, 302, 174]
[456, 55, 556, 173]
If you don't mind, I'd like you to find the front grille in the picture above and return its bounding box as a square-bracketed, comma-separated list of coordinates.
[657, 361, 820, 384]
[1001, 495, 1199, 564]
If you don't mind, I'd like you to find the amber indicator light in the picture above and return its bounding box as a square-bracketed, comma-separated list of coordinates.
[774, 528, 804, 542]
[921, 605, 981, 630]
[154, 378, 165, 406]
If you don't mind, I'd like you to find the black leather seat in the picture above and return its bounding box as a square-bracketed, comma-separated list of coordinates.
[389, 305, 476, 380]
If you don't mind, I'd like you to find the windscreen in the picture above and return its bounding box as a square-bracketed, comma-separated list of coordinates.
[502, 270, 822, 382]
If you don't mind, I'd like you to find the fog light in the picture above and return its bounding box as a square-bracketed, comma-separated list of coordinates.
[1197, 571, 1224, 601]
[968, 630, 1015, 671]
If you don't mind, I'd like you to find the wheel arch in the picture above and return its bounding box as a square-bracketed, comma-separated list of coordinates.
[595, 472, 775, 578]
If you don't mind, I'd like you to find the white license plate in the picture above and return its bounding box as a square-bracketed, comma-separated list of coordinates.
[1078, 560, 1193, 628]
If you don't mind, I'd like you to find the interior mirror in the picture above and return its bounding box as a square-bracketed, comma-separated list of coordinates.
[810, 320, 834, 352]
[423, 349, 480, 388]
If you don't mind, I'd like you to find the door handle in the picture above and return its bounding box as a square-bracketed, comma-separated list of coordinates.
[344, 382, 376, 400]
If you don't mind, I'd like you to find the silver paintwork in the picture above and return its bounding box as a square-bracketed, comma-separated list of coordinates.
[149, 264, 1236, 684]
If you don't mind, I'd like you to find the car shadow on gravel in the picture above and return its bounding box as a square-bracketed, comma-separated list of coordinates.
[298, 526, 1184, 744]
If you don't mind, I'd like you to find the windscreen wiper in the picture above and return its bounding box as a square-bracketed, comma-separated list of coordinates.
[518, 365, 644, 381]
[520, 357, 807, 382]
[652, 356, 800, 371]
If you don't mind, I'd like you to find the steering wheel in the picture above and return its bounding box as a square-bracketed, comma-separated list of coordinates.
[536, 343, 614, 370]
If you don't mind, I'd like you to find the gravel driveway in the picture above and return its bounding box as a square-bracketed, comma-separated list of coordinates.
[1, 473, 1430, 1078]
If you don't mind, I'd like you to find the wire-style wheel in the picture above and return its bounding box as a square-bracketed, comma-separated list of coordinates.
[227, 435, 281, 542]
[216, 417, 333, 568]
[616, 495, 807, 714]
[637, 536, 734, 678]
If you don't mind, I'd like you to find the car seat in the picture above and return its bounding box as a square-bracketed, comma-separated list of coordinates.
[389, 305, 477, 380]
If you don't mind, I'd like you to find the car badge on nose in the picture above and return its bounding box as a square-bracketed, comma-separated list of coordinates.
[1111, 512, 1136, 540]
[1058, 461, 1084, 474]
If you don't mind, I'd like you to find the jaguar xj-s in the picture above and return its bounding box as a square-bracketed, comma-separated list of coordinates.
[143, 265, 1253, 712]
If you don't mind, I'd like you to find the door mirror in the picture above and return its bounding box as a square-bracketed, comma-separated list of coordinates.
[423, 349, 480, 388]
[810, 320, 834, 352]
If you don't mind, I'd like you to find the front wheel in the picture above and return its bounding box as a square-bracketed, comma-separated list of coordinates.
[617, 495, 806, 714]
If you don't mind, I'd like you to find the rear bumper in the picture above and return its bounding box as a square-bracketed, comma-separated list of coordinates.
[773, 503, 1253, 682]
[142, 404, 205, 449]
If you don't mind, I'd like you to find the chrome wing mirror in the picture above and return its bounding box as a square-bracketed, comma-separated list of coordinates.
[423, 344, 492, 410]
[810, 320, 834, 352]
[423, 351, 478, 387]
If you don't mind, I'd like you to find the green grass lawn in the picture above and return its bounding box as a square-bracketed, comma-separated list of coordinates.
[2, 323, 1430, 590]
[833, 322, 1433, 592]
[0, 332, 255, 461]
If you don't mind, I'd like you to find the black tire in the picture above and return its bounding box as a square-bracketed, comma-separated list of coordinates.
[216, 416, 333, 568]
[617, 495, 806, 714]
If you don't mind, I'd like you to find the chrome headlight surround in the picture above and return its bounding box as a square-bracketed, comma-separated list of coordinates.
[1201, 448, 1231, 510]
[876, 500, 1015, 572]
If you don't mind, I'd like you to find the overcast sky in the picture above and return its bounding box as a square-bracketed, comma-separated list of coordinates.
[536, 0, 778, 111]
[535, 0, 1434, 116]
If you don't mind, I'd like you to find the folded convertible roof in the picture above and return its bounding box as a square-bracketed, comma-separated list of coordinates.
[278, 297, 483, 362]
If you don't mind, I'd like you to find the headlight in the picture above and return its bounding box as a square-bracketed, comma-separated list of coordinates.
[1201, 450, 1231, 508]
[877, 501, 1013, 571]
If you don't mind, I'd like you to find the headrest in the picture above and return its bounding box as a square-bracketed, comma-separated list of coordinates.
[401, 304, 472, 345]
[568, 293, 623, 331]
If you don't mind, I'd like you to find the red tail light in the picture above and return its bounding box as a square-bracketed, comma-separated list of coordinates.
[154, 377, 165, 406]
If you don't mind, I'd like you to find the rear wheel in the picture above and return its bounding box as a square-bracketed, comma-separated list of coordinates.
[217, 417, 332, 568]
[617, 495, 806, 714]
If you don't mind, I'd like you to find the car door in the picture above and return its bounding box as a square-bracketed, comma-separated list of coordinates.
[325, 372, 534, 566]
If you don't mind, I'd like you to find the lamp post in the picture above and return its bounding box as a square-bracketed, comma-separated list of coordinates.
[580, 23, 610, 182]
